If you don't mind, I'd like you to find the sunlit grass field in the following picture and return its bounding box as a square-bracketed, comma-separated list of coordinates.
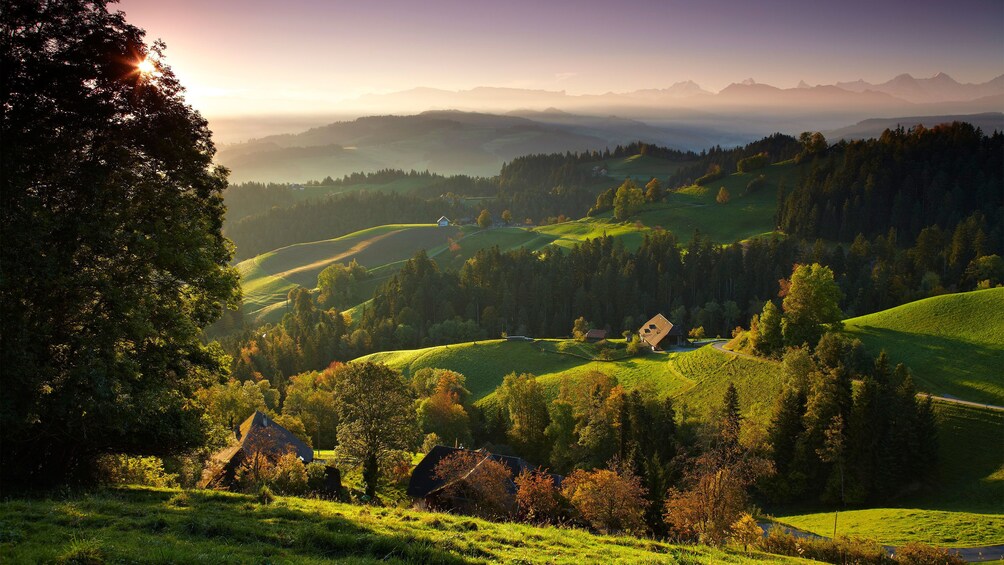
[0, 486, 808, 564]
[842, 287, 1004, 406]
[359, 342, 785, 426]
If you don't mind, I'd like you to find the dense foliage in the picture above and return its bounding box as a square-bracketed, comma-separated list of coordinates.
[1, 0, 240, 485]
[778, 123, 1003, 246]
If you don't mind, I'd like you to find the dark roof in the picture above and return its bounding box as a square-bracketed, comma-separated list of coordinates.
[638, 314, 683, 347]
[212, 410, 313, 466]
[584, 329, 607, 340]
[407, 446, 560, 498]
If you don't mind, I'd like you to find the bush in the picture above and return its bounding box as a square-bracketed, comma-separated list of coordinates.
[894, 542, 965, 565]
[94, 454, 178, 487]
[737, 153, 769, 173]
[271, 452, 308, 495]
[688, 326, 706, 339]
[515, 469, 561, 523]
[758, 528, 891, 564]
[562, 464, 647, 535]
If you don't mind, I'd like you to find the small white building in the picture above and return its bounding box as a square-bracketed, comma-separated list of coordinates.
[437, 216, 450, 227]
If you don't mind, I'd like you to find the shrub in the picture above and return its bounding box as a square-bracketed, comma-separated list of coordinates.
[758, 528, 891, 564]
[894, 542, 965, 565]
[257, 485, 275, 505]
[271, 452, 308, 495]
[737, 153, 769, 173]
[716, 186, 731, 204]
[94, 454, 178, 487]
[688, 326, 706, 339]
[562, 464, 647, 535]
[695, 164, 724, 186]
[730, 513, 763, 551]
[515, 469, 561, 523]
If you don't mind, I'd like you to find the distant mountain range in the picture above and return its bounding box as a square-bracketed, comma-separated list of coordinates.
[344, 73, 1004, 116]
[213, 72, 1003, 183]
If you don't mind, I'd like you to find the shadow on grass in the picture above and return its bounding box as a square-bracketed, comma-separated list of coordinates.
[847, 326, 1003, 406]
[4, 487, 486, 564]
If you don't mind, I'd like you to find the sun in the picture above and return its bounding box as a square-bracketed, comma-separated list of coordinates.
[137, 58, 155, 75]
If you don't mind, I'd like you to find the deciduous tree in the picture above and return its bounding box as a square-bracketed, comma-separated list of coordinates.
[331, 362, 418, 497]
[2, 0, 241, 485]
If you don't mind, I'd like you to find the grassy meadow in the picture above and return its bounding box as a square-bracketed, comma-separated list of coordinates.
[0, 486, 809, 564]
[360, 342, 786, 426]
[842, 287, 1004, 406]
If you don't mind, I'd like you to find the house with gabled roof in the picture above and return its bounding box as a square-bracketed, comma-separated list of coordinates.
[437, 216, 450, 227]
[638, 313, 686, 350]
[199, 410, 313, 489]
[407, 446, 561, 511]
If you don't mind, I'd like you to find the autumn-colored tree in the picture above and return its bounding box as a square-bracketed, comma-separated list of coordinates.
[664, 387, 774, 545]
[477, 209, 492, 228]
[515, 469, 561, 523]
[716, 186, 731, 204]
[562, 463, 648, 535]
[572, 316, 590, 341]
[730, 513, 763, 551]
[433, 451, 513, 518]
[644, 177, 664, 202]
[501, 209, 513, 225]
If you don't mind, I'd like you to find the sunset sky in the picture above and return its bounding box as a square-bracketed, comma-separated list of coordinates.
[117, 0, 1003, 117]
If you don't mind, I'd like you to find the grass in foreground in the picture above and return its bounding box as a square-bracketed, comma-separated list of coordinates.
[842, 287, 1004, 406]
[0, 486, 808, 564]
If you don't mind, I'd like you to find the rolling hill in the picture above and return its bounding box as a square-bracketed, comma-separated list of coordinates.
[841, 287, 1004, 406]
[234, 161, 794, 324]
[0, 486, 804, 564]
[355, 335, 1003, 547]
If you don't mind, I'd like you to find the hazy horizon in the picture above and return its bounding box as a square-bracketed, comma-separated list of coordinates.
[118, 0, 1002, 122]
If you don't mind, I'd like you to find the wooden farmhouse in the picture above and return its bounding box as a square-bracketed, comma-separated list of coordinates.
[584, 328, 607, 342]
[407, 446, 561, 513]
[638, 313, 686, 350]
[200, 411, 313, 489]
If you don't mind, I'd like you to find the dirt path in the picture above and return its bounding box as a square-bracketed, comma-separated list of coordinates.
[272, 229, 403, 280]
[710, 340, 1004, 412]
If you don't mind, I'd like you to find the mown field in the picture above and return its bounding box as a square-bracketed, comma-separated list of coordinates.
[360, 342, 785, 426]
[841, 287, 1004, 406]
[0, 486, 809, 564]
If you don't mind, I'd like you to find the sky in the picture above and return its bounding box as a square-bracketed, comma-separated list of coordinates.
[117, 0, 1003, 118]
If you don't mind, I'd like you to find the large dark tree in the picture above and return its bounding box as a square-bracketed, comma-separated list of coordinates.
[1, 0, 240, 486]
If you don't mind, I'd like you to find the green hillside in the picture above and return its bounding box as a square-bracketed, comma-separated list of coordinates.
[0, 486, 806, 564]
[355, 336, 1003, 547]
[237, 225, 568, 324]
[235, 161, 796, 324]
[842, 288, 1004, 406]
[360, 341, 785, 424]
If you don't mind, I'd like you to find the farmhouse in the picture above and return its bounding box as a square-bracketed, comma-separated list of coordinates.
[199, 410, 313, 489]
[437, 216, 450, 227]
[584, 328, 607, 342]
[638, 313, 686, 350]
[407, 446, 561, 512]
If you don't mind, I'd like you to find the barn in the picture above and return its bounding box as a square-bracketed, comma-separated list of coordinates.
[199, 411, 313, 489]
[638, 313, 686, 350]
